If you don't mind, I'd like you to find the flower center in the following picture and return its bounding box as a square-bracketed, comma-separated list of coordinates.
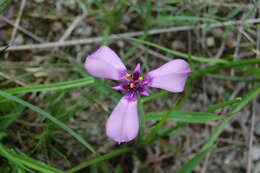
[124, 73, 144, 90]
[113, 66, 152, 101]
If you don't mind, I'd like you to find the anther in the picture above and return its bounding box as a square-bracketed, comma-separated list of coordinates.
[138, 76, 143, 80]
[125, 73, 131, 78]
[130, 83, 135, 88]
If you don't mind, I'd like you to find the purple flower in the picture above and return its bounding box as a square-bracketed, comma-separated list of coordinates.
[84, 46, 191, 143]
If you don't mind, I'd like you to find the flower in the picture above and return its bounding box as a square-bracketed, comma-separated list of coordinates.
[84, 46, 191, 143]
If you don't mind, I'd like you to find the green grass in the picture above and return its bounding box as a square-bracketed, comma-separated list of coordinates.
[5, 77, 94, 94]
[0, 90, 95, 153]
[0, 0, 13, 13]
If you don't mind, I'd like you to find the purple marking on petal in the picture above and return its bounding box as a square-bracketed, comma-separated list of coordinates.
[125, 91, 137, 102]
[120, 78, 131, 84]
[106, 96, 139, 143]
[84, 46, 127, 80]
[139, 88, 149, 96]
[146, 59, 191, 92]
[142, 76, 152, 87]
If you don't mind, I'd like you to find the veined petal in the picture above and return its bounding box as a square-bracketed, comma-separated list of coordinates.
[84, 46, 127, 80]
[146, 59, 191, 92]
[106, 96, 139, 143]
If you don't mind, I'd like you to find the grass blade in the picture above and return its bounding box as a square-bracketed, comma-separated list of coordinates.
[120, 36, 229, 64]
[170, 86, 259, 173]
[146, 111, 222, 123]
[136, 101, 145, 145]
[66, 147, 134, 173]
[194, 58, 260, 78]
[0, 143, 63, 173]
[5, 77, 94, 94]
[0, 90, 96, 153]
[0, 0, 13, 13]
[207, 74, 260, 82]
[140, 90, 168, 103]
[143, 97, 181, 145]
[155, 16, 218, 26]
[176, 146, 213, 173]
[205, 97, 242, 112]
[229, 85, 260, 114]
[203, 85, 260, 150]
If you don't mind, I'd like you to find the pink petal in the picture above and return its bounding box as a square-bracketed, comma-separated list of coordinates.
[111, 85, 125, 91]
[146, 59, 191, 92]
[133, 63, 141, 75]
[84, 46, 127, 80]
[106, 96, 139, 143]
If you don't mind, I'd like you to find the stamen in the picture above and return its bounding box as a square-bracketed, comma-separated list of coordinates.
[138, 76, 143, 80]
[125, 73, 131, 78]
[130, 83, 135, 88]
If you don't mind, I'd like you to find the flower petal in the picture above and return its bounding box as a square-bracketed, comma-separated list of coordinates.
[106, 96, 139, 143]
[132, 63, 141, 80]
[112, 85, 126, 91]
[84, 46, 127, 80]
[139, 88, 149, 96]
[146, 59, 191, 92]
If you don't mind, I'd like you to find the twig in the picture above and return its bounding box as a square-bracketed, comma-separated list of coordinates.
[5, 0, 26, 57]
[240, 28, 255, 44]
[1, 18, 260, 51]
[237, 52, 255, 59]
[15, 119, 44, 127]
[231, 26, 242, 76]
[4, 0, 26, 58]
[246, 99, 256, 173]
[222, 83, 245, 115]
[58, 14, 87, 42]
[194, 0, 254, 9]
[0, 72, 26, 86]
[217, 138, 245, 145]
[0, 15, 44, 43]
[138, 44, 172, 61]
[247, 2, 259, 172]
[201, 152, 210, 173]
[215, 41, 225, 58]
[143, 151, 176, 167]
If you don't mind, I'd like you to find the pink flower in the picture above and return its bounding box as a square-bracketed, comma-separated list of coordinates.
[84, 46, 191, 143]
